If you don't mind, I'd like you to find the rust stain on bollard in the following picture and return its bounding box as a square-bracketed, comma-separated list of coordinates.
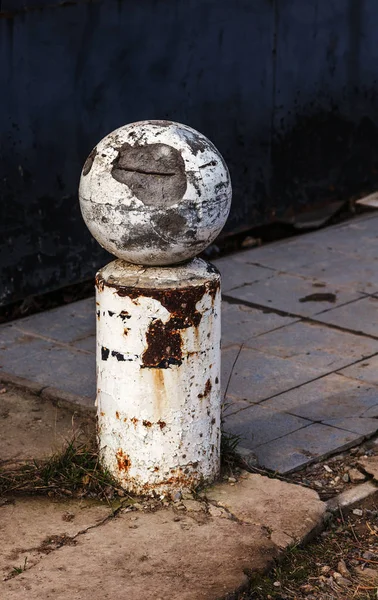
[139, 281, 219, 369]
[116, 449, 131, 472]
[82, 121, 230, 496]
[143, 319, 183, 368]
[94, 260, 221, 494]
[95, 274, 220, 370]
[150, 369, 166, 416]
[139, 466, 200, 494]
[198, 378, 212, 399]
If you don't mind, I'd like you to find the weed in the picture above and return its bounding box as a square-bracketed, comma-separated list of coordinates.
[11, 557, 27, 576]
[221, 430, 242, 473]
[0, 437, 122, 500]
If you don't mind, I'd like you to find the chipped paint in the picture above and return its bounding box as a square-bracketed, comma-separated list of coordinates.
[198, 378, 212, 399]
[95, 257, 221, 495]
[79, 120, 231, 266]
[82, 121, 230, 496]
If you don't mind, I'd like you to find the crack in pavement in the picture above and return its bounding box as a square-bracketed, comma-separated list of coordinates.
[3, 503, 128, 582]
[222, 293, 378, 342]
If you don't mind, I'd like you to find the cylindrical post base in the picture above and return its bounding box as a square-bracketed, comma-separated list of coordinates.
[95, 257, 221, 496]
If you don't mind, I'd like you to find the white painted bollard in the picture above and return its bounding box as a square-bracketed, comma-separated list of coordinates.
[79, 120, 232, 495]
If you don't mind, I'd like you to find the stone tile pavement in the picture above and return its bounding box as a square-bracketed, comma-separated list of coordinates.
[2, 212, 378, 473]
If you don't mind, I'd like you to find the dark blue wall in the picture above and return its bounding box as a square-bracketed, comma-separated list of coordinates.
[2, 0, 378, 305]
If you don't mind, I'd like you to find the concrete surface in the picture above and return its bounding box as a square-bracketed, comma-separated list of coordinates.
[2, 212, 378, 473]
[1, 476, 325, 600]
[0, 387, 94, 468]
[0, 386, 326, 599]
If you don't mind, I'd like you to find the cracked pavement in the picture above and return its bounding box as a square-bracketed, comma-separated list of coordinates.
[0, 389, 326, 599]
[1, 470, 325, 599]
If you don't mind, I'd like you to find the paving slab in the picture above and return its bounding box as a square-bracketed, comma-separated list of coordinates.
[313, 295, 378, 336]
[220, 345, 242, 401]
[292, 254, 378, 293]
[0, 388, 326, 600]
[233, 373, 378, 470]
[245, 321, 378, 373]
[224, 214, 378, 272]
[290, 214, 378, 260]
[0, 340, 96, 399]
[10, 298, 96, 345]
[360, 404, 378, 418]
[221, 346, 319, 403]
[2, 505, 272, 600]
[262, 373, 378, 415]
[221, 403, 312, 450]
[252, 424, 365, 473]
[221, 301, 298, 347]
[339, 354, 378, 386]
[214, 256, 274, 292]
[323, 417, 378, 436]
[225, 272, 363, 318]
[232, 237, 348, 272]
[72, 334, 96, 353]
[1, 473, 325, 600]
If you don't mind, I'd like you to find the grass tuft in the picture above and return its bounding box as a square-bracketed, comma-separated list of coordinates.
[221, 430, 242, 473]
[0, 437, 122, 500]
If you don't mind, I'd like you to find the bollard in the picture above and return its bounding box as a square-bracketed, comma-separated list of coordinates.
[79, 120, 232, 496]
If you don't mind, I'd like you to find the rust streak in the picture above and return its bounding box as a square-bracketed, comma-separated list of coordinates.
[198, 378, 212, 399]
[157, 420, 166, 430]
[143, 420, 152, 427]
[139, 466, 199, 492]
[116, 411, 120, 419]
[95, 275, 104, 292]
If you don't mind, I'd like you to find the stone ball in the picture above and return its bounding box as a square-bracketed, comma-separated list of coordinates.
[79, 120, 232, 265]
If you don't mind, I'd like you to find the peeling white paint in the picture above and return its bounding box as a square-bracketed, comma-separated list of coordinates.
[96, 258, 221, 495]
[79, 120, 232, 265]
[80, 121, 232, 495]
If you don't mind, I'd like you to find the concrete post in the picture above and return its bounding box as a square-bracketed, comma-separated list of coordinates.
[79, 120, 232, 496]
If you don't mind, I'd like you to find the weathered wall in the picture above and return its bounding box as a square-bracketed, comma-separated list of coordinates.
[1, 0, 378, 305]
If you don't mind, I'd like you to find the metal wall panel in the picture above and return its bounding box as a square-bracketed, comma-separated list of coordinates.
[1, 0, 378, 305]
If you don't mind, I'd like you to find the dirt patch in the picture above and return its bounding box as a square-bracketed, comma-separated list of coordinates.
[239, 492, 378, 600]
[0, 385, 94, 469]
[286, 437, 378, 503]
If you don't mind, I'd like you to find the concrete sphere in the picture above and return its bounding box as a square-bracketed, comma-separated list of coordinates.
[79, 120, 232, 265]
